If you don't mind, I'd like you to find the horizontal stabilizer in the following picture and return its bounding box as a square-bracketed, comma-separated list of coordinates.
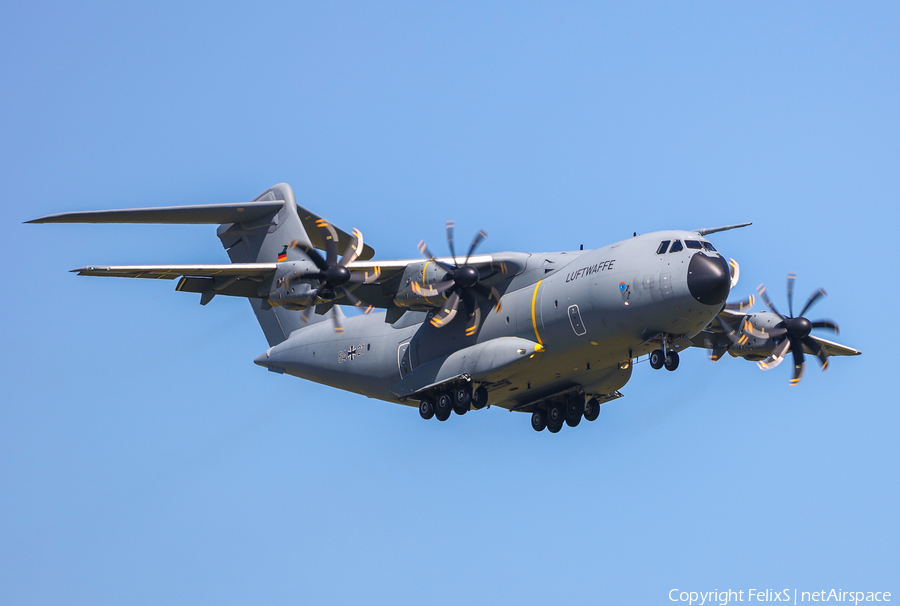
[27, 202, 284, 225]
[29, 197, 375, 260]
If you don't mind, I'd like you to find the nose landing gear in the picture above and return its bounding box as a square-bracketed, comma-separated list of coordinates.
[664, 350, 680, 371]
[649, 335, 682, 372]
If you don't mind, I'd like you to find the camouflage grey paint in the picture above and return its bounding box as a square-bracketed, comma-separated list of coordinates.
[30, 182, 740, 415]
[255, 228, 730, 411]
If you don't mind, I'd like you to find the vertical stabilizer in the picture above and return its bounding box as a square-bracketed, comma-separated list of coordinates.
[217, 183, 314, 346]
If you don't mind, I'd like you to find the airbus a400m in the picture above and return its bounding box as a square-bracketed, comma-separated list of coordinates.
[29, 183, 861, 433]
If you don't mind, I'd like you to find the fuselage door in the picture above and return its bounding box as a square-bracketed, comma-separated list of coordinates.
[568, 304, 587, 336]
[398, 340, 413, 379]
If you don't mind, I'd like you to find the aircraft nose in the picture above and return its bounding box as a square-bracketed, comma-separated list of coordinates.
[687, 253, 731, 306]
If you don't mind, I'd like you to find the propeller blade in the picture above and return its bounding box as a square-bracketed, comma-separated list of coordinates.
[724, 294, 755, 311]
[339, 287, 374, 314]
[460, 289, 480, 336]
[331, 306, 344, 334]
[757, 284, 785, 319]
[709, 347, 728, 362]
[789, 338, 805, 385]
[757, 338, 791, 370]
[729, 258, 740, 289]
[417, 240, 456, 272]
[464, 229, 488, 265]
[299, 306, 315, 326]
[295, 243, 330, 272]
[472, 282, 503, 312]
[430, 290, 460, 328]
[742, 318, 787, 340]
[786, 273, 796, 317]
[798, 288, 827, 318]
[348, 266, 382, 284]
[446, 221, 458, 266]
[339, 228, 364, 267]
[465, 306, 481, 336]
[717, 316, 746, 345]
[810, 319, 839, 334]
[315, 219, 339, 267]
[802, 336, 829, 371]
[412, 279, 455, 298]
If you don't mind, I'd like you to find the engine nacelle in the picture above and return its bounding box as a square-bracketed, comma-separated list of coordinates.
[267, 261, 318, 309]
[393, 260, 451, 309]
[693, 312, 785, 362]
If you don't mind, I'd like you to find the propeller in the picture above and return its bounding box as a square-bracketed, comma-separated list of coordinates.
[415, 221, 503, 336]
[722, 259, 752, 310]
[280, 220, 380, 333]
[756, 273, 840, 385]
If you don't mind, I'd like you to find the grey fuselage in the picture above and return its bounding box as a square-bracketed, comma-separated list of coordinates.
[257, 230, 729, 411]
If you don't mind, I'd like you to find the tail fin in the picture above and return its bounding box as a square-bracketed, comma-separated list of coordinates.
[216, 183, 317, 346]
[29, 182, 374, 347]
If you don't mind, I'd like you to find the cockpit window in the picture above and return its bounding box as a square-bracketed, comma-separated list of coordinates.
[703, 242, 717, 252]
[656, 240, 670, 254]
[685, 240, 702, 249]
[669, 240, 683, 253]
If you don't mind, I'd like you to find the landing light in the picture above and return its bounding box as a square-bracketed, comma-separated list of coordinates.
[619, 361, 630, 370]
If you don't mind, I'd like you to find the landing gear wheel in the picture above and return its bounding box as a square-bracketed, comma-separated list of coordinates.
[453, 402, 468, 416]
[565, 397, 583, 421]
[565, 414, 581, 428]
[531, 410, 547, 432]
[664, 350, 680, 371]
[584, 397, 600, 422]
[454, 384, 472, 409]
[548, 404, 564, 427]
[436, 392, 453, 419]
[547, 420, 563, 433]
[650, 349, 665, 370]
[419, 397, 435, 420]
[471, 385, 489, 410]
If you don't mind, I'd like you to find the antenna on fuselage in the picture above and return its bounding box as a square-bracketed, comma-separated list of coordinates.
[695, 222, 752, 236]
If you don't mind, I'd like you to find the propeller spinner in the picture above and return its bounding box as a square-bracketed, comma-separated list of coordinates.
[753, 273, 841, 385]
[415, 221, 502, 336]
[278, 220, 380, 333]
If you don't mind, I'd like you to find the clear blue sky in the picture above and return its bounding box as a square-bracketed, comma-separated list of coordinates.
[2, 2, 897, 604]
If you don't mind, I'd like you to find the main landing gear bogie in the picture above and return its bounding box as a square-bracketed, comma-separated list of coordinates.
[418, 383, 488, 422]
[650, 348, 679, 372]
[531, 396, 602, 433]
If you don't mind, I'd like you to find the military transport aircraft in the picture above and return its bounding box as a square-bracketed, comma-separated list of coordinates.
[29, 183, 861, 433]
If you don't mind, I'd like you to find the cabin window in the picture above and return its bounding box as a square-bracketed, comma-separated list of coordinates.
[685, 240, 702, 249]
[656, 240, 670, 254]
[669, 240, 684, 253]
[703, 242, 717, 252]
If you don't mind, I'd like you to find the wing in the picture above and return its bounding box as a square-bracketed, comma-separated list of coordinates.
[72, 263, 277, 279]
[805, 335, 861, 357]
[70, 253, 519, 311]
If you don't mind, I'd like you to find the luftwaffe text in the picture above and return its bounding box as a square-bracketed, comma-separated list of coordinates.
[565, 259, 615, 283]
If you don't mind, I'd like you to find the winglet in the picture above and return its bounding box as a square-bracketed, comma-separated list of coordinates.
[695, 223, 752, 236]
